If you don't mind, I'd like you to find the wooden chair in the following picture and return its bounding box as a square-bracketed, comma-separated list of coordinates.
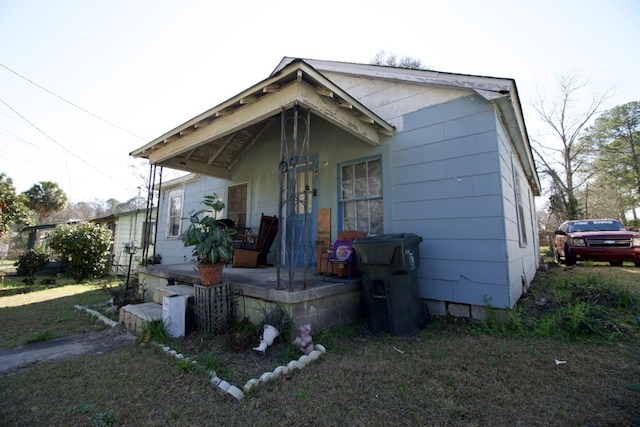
[232, 214, 278, 268]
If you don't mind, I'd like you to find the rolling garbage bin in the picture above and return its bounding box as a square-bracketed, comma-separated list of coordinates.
[352, 233, 422, 336]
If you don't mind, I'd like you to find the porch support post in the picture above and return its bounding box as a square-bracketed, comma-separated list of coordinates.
[276, 104, 311, 291]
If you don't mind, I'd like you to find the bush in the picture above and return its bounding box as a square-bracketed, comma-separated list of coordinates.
[47, 222, 112, 283]
[15, 249, 49, 285]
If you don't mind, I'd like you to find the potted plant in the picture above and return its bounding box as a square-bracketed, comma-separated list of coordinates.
[179, 194, 236, 285]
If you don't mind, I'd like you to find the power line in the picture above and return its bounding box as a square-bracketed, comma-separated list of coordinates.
[0, 96, 131, 189]
[0, 62, 146, 141]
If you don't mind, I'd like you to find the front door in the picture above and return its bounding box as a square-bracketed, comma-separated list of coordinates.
[286, 155, 318, 267]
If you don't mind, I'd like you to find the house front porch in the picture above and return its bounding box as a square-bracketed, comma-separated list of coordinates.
[131, 263, 364, 335]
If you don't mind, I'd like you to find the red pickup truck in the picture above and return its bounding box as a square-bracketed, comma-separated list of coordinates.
[554, 219, 640, 266]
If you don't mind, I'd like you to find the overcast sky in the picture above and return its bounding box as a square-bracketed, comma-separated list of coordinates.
[1, 0, 638, 203]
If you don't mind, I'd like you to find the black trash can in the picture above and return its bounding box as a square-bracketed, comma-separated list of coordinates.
[352, 233, 423, 336]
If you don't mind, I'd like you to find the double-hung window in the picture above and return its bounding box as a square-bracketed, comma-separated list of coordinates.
[167, 189, 184, 238]
[340, 157, 383, 235]
[227, 184, 248, 228]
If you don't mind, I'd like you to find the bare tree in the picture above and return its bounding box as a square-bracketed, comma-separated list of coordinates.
[531, 73, 610, 220]
[371, 50, 429, 70]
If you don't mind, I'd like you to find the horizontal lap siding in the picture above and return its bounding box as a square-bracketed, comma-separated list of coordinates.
[390, 95, 512, 308]
[154, 176, 228, 265]
[496, 117, 539, 306]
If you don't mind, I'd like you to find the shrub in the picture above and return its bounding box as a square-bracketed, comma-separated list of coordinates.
[15, 249, 49, 285]
[47, 222, 112, 283]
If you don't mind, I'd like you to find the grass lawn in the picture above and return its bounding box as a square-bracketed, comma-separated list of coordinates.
[0, 264, 638, 426]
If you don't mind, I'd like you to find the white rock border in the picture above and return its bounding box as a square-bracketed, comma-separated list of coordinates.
[160, 342, 327, 401]
[241, 344, 326, 397]
[74, 304, 328, 402]
[74, 305, 119, 328]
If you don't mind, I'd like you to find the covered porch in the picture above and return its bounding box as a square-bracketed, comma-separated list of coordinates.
[130, 58, 393, 291]
[137, 263, 364, 333]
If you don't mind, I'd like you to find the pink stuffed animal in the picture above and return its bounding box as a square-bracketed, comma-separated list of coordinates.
[293, 324, 314, 355]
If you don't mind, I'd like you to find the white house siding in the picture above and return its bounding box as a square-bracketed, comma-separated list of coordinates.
[112, 212, 145, 267]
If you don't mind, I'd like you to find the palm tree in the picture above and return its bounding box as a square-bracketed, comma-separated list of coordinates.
[23, 181, 68, 224]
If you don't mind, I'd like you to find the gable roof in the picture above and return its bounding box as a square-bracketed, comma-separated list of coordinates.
[275, 58, 540, 195]
[130, 57, 540, 195]
[130, 59, 394, 179]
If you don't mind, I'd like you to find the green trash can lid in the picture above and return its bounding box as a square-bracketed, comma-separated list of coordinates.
[353, 233, 422, 244]
[352, 233, 422, 265]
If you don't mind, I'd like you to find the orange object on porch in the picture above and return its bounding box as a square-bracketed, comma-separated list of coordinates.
[232, 213, 279, 268]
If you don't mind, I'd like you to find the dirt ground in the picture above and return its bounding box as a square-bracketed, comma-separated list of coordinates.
[0, 326, 135, 375]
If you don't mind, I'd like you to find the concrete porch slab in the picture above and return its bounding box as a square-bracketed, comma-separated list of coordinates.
[119, 302, 163, 334]
[137, 263, 364, 333]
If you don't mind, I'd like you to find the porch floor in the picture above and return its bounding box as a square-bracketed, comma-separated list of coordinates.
[136, 263, 364, 331]
[138, 262, 361, 291]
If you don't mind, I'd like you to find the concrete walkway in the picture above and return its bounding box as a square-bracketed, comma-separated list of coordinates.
[0, 327, 136, 375]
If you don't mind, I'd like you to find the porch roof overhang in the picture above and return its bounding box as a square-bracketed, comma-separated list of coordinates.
[130, 59, 394, 179]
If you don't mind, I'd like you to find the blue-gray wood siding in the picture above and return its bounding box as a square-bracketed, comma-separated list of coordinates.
[389, 95, 537, 308]
[152, 95, 538, 308]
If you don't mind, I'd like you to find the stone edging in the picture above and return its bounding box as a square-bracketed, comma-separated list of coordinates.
[75, 305, 326, 401]
[157, 342, 327, 401]
[74, 305, 119, 328]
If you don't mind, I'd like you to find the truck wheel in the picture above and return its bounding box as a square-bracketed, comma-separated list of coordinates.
[564, 246, 576, 266]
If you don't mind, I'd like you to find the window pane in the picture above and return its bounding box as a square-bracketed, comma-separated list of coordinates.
[368, 159, 382, 196]
[343, 202, 356, 230]
[340, 158, 383, 235]
[370, 199, 384, 234]
[167, 191, 183, 237]
[354, 163, 368, 198]
[295, 169, 312, 214]
[341, 164, 354, 200]
[228, 184, 248, 228]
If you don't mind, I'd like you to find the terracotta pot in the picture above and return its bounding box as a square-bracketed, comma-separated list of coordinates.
[197, 262, 224, 286]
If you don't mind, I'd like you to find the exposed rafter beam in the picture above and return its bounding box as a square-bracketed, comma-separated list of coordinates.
[159, 157, 231, 180]
[336, 99, 352, 109]
[229, 118, 276, 170]
[297, 80, 381, 146]
[215, 109, 233, 118]
[263, 84, 280, 93]
[316, 86, 333, 98]
[184, 148, 197, 160]
[240, 96, 258, 105]
[207, 133, 236, 165]
[148, 82, 302, 164]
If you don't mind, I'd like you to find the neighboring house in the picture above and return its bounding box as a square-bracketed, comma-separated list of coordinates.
[131, 57, 541, 312]
[93, 208, 156, 276]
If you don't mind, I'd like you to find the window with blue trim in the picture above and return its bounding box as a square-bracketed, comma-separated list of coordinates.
[340, 158, 383, 234]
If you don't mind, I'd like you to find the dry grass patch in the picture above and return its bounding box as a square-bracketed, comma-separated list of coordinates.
[0, 280, 116, 347]
[0, 264, 639, 425]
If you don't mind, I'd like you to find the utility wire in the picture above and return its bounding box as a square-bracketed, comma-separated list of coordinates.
[0, 96, 131, 188]
[0, 62, 146, 140]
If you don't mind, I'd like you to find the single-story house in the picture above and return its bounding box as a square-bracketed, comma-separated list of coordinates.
[92, 208, 157, 276]
[130, 57, 541, 320]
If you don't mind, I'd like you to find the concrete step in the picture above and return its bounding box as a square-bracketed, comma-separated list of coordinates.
[153, 285, 195, 304]
[119, 302, 163, 335]
[120, 285, 197, 335]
